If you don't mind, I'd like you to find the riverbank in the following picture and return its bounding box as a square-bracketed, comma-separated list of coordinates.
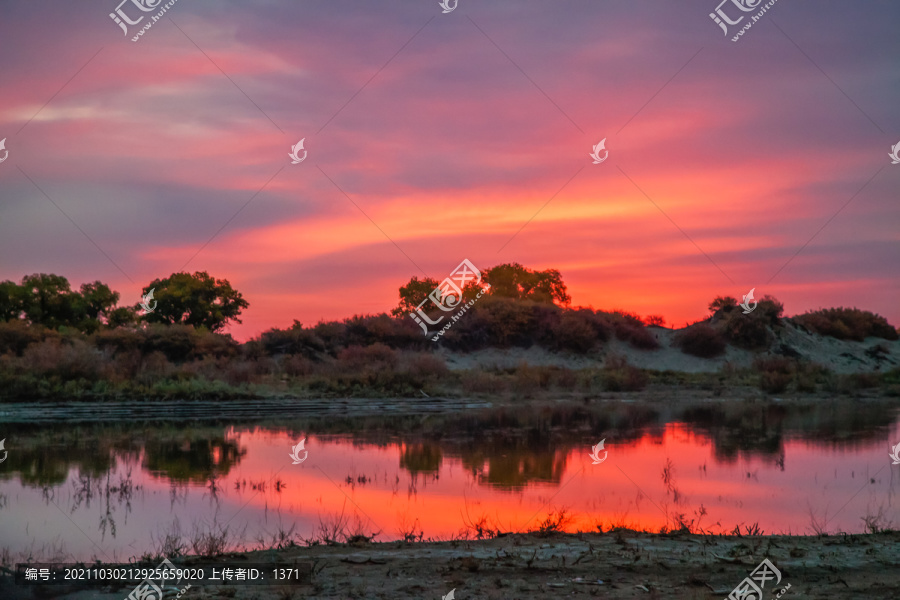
[2, 317, 898, 403]
[1, 384, 898, 423]
[3, 530, 898, 599]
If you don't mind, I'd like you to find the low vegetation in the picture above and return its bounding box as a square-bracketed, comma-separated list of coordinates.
[792, 307, 899, 342]
[0, 267, 897, 400]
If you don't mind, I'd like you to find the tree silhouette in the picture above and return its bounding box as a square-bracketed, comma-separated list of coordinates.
[140, 271, 248, 332]
[391, 276, 439, 317]
[392, 263, 571, 318]
[483, 263, 570, 305]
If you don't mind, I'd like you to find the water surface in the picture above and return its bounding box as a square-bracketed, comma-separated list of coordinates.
[1, 399, 898, 562]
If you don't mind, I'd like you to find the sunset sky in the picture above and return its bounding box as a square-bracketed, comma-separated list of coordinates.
[1, 0, 898, 340]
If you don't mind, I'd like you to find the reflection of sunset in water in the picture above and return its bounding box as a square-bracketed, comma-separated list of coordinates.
[1, 408, 898, 561]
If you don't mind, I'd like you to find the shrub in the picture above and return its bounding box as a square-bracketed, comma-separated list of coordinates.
[0, 320, 46, 355]
[259, 325, 326, 357]
[223, 357, 274, 385]
[756, 296, 784, 325]
[192, 330, 239, 359]
[404, 353, 449, 382]
[93, 327, 143, 355]
[141, 324, 196, 362]
[601, 355, 648, 391]
[674, 324, 727, 358]
[283, 354, 313, 377]
[512, 364, 554, 397]
[550, 310, 603, 353]
[461, 370, 507, 395]
[644, 315, 666, 327]
[708, 296, 738, 313]
[441, 298, 545, 350]
[337, 344, 398, 372]
[720, 315, 772, 350]
[478, 298, 539, 347]
[310, 321, 349, 353]
[599, 311, 659, 350]
[602, 364, 648, 391]
[708, 294, 783, 351]
[344, 314, 424, 349]
[22, 338, 105, 381]
[792, 308, 898, 342]
[137, 351, 175, 384]
[754, 356, 795, 394]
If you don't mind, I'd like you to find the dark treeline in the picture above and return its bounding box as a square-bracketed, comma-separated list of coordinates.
[0, 264, 897, 400]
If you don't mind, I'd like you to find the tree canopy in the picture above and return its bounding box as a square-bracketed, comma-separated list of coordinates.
[140, 271, 248, 332]
[0, 274, 121, 332]
[393, 263, 571, 317]
[483, 263, 570, 305]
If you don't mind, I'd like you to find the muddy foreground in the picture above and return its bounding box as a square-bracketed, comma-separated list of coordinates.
[6, 530, 898, 600]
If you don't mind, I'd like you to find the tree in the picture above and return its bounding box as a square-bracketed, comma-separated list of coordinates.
[708, 296, 738, 314]
[20, 273, 79, 329]
[77, 281, 120, 322]
[0, 280, 25, 321]
[140, 271, 248, 332]
[391, 276, 439, 317]
[483, 263, 571, 306]
[644, 315, 666, 327]
[106, 306, 139, 329]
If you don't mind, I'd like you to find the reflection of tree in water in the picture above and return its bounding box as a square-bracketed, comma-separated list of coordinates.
[399, 443, 442, 475]
[5, 444, 115, 487]
[679, 401, 897, 465]
[460, 435, 568, 490]
[0, 426, 142, 489]
[389, 406, 659, 489]
[143, 436, 245, 484]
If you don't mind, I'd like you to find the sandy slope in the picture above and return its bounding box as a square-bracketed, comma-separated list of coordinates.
[441, 323, 900, 374]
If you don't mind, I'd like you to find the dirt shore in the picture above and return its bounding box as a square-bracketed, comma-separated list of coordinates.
[7, 530, 898, 600]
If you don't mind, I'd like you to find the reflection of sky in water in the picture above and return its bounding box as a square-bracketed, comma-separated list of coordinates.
[1, 420, 899, 562]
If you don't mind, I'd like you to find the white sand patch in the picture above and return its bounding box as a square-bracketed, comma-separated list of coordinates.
[438, 323, 900, 374]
